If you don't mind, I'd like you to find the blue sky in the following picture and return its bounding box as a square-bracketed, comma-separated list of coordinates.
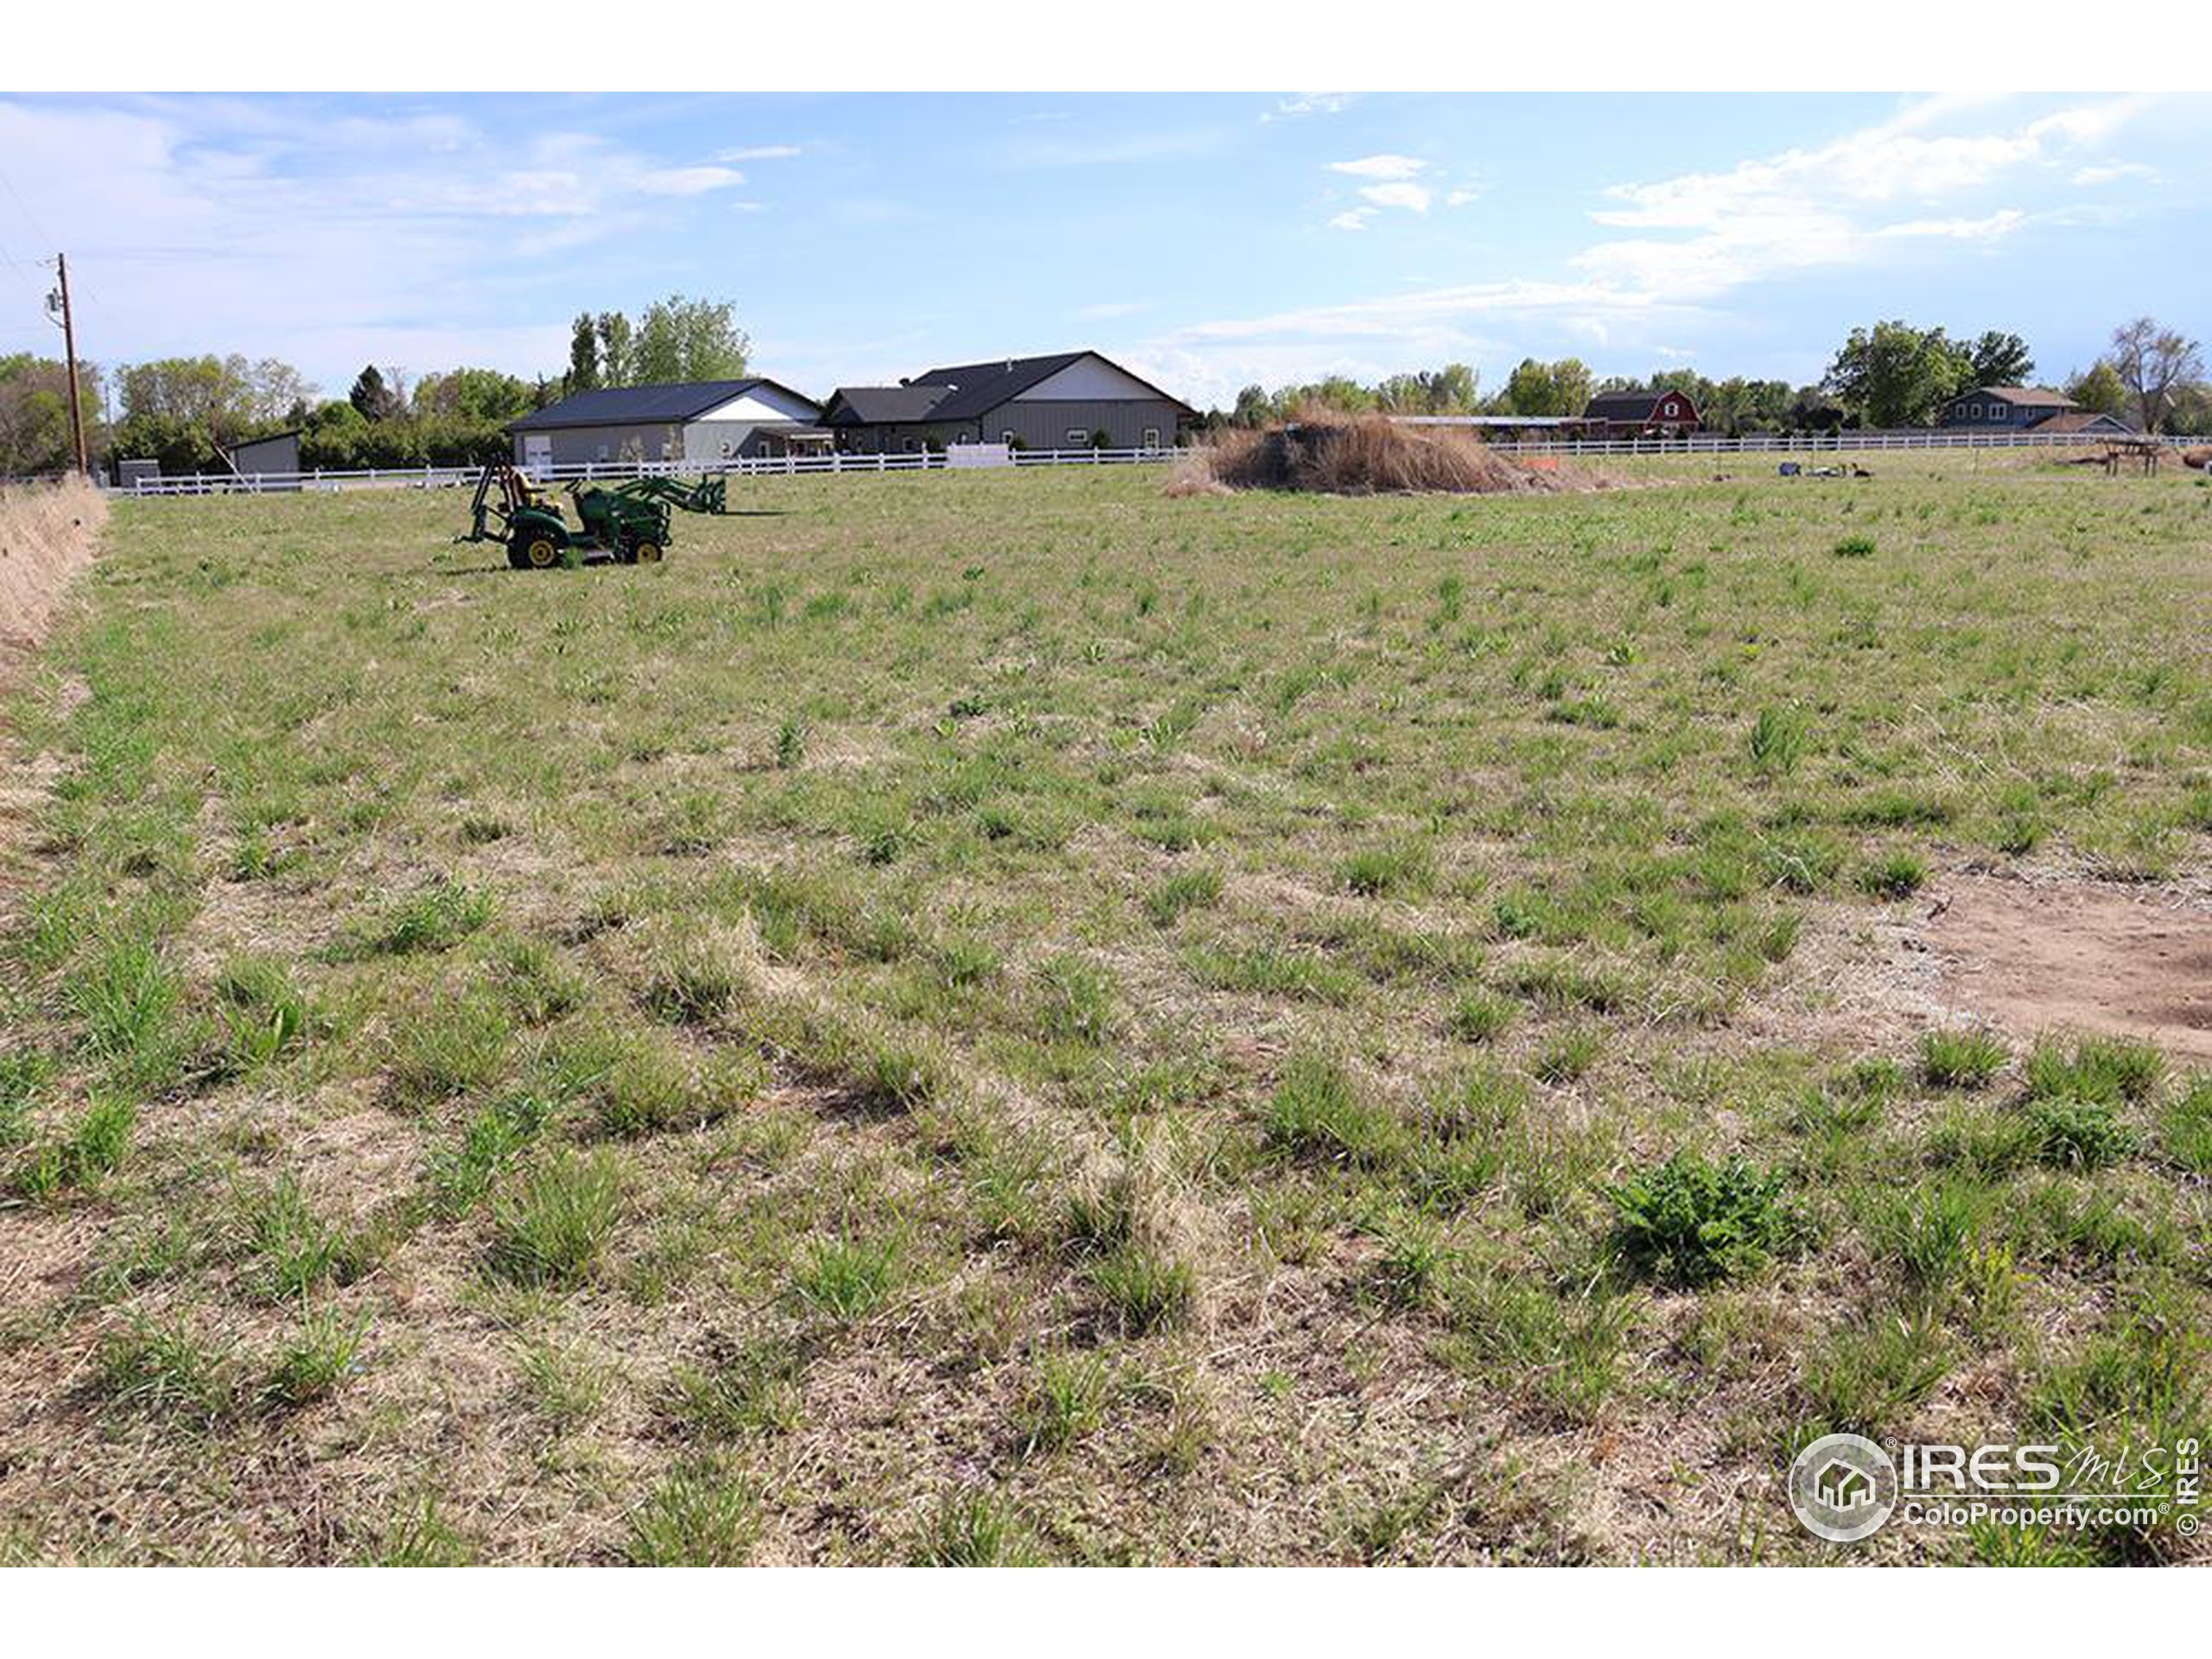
[1, 91, 2204, 410]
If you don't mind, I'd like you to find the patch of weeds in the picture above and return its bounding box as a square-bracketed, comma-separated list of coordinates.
[2024, 1096, 2136, 1171]
[2163, 1074, 2212, 1173]
[790, 1234, 898, 1321]
[1090, 1244, 1195, 1336]
[1441, 1268, 1636, 1423]
[666, 1336, 806, 1440]
[1920, 1027, 2008, 1090]
[1259, 1055, 1403, 1168]
[239, 1173, 355, 1299]
[912, 1487, 1038, 1567]
[1605, 1151, 1796, 1287]
[1033, 955, 1119, 1046]
[489, 938, 588, 1026]
[264, 1306, 369, 1409]
[1340, 841, 1432, 899]
[1145, 868, 1222, 928]
[1016, 1351, 1114, 1454]
[1371, 1214, 1448, 1311]
[1798, 1315, 1949, 1437]
[350, 879, 494, 957]
[1873, 1179, 1986, 1299]
[1759, 829, 1843, 894]
[773, 716, 806, 770]
[361, 1497, 474, 1567]
[1446, 989, 1514, 1045]
[386, 993, 513, 1111]
[1856, 851, 1928, 900]
[639, 935, 746, 1026]
[68, 935, 191, 1089]
[1185, 941, 1357, 1005]
[486, 1149, 624, 1287]
[1747, 706, 1808, 777]
[626, 1461, 760, 1567]
[1531, 1027, 1603, 1085]
[427, 1090, 550, 1216]
[1831, 534, 1876, 558]
[93, 1317, 234, 1426]
[2024, 1036, 2163, 1108]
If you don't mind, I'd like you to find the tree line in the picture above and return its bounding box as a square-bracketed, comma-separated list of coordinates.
[1199, 314, 2208, 438]
[0, 293, 750, 477]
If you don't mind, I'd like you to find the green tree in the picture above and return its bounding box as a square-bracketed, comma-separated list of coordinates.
[1823, 321, 1973, 428]
[2063, 361, 2129, 419]
[0, 353, 104, 474]
[632, 295, 750, 384]
[1503, 358, 1591, 416]
[2107, 315, 2205, 433]
[413, 367, 533, 425]
[567, 314, 600, 393]
[348, 365, 405, 423]
[1230, 385, 1271, 428]
[595, 312, 637, 388]
[1967, 330, 2035, 387]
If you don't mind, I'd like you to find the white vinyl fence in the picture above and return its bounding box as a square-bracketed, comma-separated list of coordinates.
[106, 445, 1181, 497]
[93, 427, 2200, 497]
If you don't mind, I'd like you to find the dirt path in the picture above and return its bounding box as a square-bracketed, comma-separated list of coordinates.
[1926, 871, 2212, 1063]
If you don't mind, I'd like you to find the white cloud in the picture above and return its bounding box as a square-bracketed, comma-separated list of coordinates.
[1329, 153, 1427, 180]
[1327, 208, 1375, 232]
[2072, 161, 2158, 185]
[1876, 208, 2025, 241]
[1266, 93, 1355, 121]
[715, 143, 803, 161]
[638, 165, 746, 196]
[1359, 181, 1433, 213]
[1446, 187, 1482, 207]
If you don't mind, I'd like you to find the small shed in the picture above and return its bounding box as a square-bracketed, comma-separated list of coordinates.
[231, 429, 302, 485]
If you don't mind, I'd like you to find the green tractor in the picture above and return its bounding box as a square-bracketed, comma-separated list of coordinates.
[457, 461, 728, 569]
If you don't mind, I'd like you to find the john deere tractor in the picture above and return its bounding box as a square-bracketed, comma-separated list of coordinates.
[457, 462, 728, 569]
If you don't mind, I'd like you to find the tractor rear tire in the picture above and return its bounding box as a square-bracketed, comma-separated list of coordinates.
[518, 533, 561, 570]
[632, 541, 664, 564]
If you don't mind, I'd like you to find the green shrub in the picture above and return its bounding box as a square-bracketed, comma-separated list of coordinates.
[1857, 851, 1928, 899]
[2024, 1096, 2136, 1171]
[1920, 1027, 2008, 1090]
[1258, 1056, 1403, 1168]
[1605, 1151, 1796, 1287]
[487, 1150, 623, 1287]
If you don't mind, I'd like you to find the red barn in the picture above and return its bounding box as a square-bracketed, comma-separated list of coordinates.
[1582, 389, 1700, 438]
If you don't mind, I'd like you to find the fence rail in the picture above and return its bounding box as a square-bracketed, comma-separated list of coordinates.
[106, 445, 1181, 497]
[87, 426, 2204, 497]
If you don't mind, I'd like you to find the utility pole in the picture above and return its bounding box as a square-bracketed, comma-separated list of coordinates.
[46, 252, 88, 477]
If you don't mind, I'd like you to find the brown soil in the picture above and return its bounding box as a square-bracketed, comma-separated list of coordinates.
[1924, 873, 2212, 1062]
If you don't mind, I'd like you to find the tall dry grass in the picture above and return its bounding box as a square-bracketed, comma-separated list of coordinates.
[0, 476, 105, 660]
[1166, 413, 1599, 498]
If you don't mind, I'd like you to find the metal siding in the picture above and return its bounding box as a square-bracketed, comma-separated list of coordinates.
[512, 423, 682, 466]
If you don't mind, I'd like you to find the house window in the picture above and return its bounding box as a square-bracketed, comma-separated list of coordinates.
[1065, 427, 1087, 447]
[903, 436, 918, 453]
[596, 444, 610, 461]
[1141, 427, 1160, 448]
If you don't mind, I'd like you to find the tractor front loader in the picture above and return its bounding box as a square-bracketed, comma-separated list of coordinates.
[455, 461, 728, 569]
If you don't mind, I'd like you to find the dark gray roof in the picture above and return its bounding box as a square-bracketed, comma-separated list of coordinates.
[823, 385, 954, 424]
[2029, 410, 2133, 434]
[508, 378, 818, 432]
[906, 350, 1195, 422]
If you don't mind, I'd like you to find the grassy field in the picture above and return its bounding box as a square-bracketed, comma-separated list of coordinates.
[1, 456, 2208, 1564]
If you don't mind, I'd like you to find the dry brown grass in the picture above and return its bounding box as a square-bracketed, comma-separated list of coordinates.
[1167, 415, 1602, 498]
[0, 476, 104, 661]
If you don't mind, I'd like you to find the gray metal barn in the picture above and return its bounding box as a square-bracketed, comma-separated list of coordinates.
[507, 379, 827, 470]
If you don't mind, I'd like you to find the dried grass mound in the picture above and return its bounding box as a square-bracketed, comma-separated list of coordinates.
[0, 476, 105, 662]
[1167, 414, 1599, 498]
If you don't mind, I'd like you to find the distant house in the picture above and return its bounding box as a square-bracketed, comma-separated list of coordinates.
[507, 378, 826, 470]
[2023, 410, 2137, 438]
[1581, 389, 1700, 438]
[1936, 385, 2082, 430]
[822, 351, 1195, 454]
